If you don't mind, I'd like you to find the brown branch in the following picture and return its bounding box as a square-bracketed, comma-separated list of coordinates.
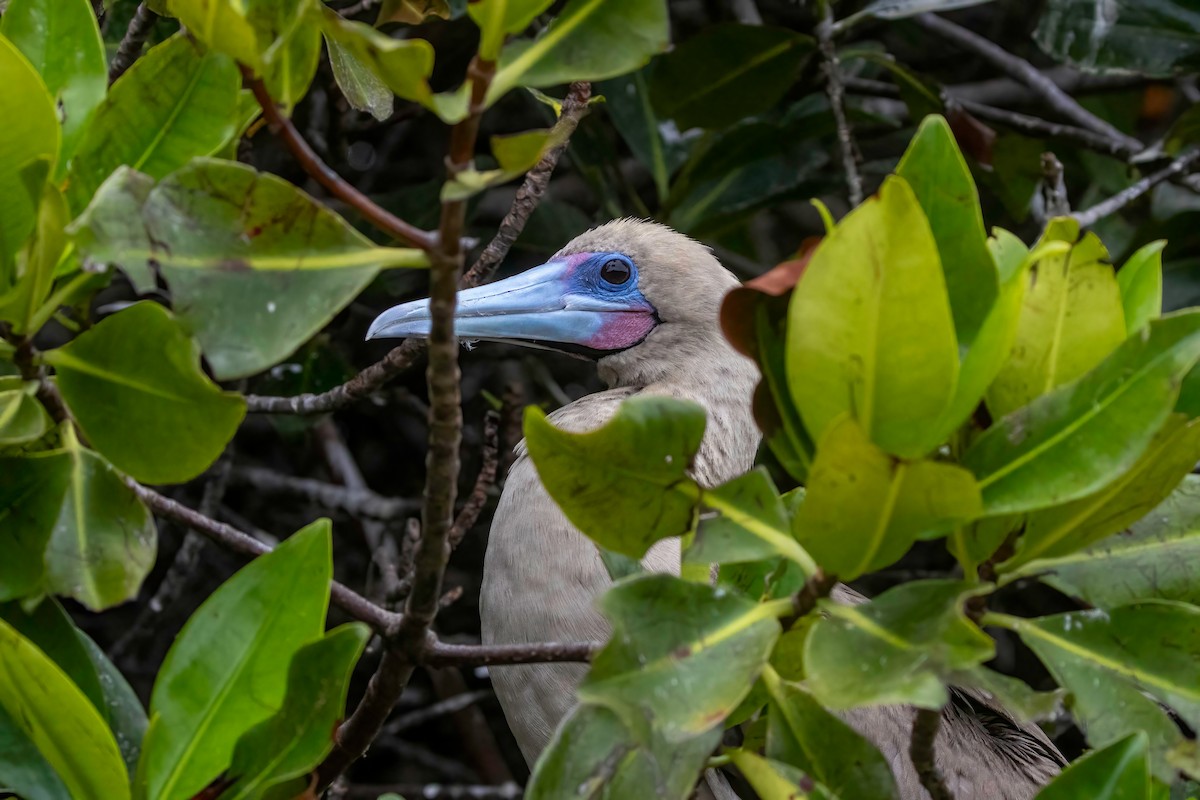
[243, 81, 593, 417]
[347, 783, 523, 799]
[109, 2, 157, 84]
[242, 68, 438, 251]
[228, 464, 419, 520]
[384, 688, 493, 735]
[1073, 148, 1200, 227]
[911, 707, 954, 800]
[424, 639, 600, 667]
[817, 4, 863, 206]
[449, 410, 499, 549]
[916, 14, 1143, 155]
[424, 666, 515, 785]
[784, 570, 837, 627]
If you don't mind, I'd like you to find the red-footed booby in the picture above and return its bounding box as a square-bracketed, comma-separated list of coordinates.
[368, 219, 1064, 799]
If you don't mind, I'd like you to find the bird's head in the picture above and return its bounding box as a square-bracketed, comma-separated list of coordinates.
[367, 219, 742, 387]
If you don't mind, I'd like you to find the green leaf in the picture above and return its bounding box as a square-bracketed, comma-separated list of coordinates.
[0, 449, 71, 601]
[76, 634, 147, 776]
[0, 701, 70, 800]
[1035, 0, 1200, 77]
[1000, 602, 1200, 781]
[224, 623, 370, 799]
[376, 0, 451, 25]
[1034, 732, 1150, 800]
[648, 24, 813, 131]
[1005, 414, 1200, 568]
[523, 396, 705, 559]
[0, 0, 105, 169]
[0, 177, 70, 334]
[0, 35, 59, 268]
[66, 34, 241, 213]
[987, 221, 1127, 419]
[527, 702, 720, 800]
[137, 520, 333, 800]
[318, 8, 470, 123]
[0, 617, 129, 800]
[44, 302, 246, 485]
[487, 0, 669, 105]
[685, 468, 815, 572]
[787, 175, 959, 459]
[805, 580, 993, 710]
[728, 749, 821, 800]
[598, 69, 680, 202]
[1006, 474, 1200, 608]
[963, 311, 1200, 515]
[69, 160, 428, 379]
[468, 0, 555, 61]
[261, 12, 322, 116]
[0, 377, 51, 445]
[165, 0, 311, 77]
[1118, 240, 1166, 334]
[895, 114, 997, 345]
[324, 22, 393, 121]
[66, 167, 157, 292]
[794, 416, 981, 580]
[440, 129, 555, 201]
[763, 669, 898, 800]
[578, 574, 780, 741]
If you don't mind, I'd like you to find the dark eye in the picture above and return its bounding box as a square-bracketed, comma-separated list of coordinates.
[600, 258, 631, 285]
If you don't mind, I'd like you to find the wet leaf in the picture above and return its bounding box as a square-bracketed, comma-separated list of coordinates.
[1034, 732, 1150, 800]
[45, 301, 246, 484]
[964, 311, 1200, 514]
[224, 624, 370, 799]
[1006, 474, 1200, 608]
[137, 520, 333, 800]
[794, 417, 981, 580]
[0, 616, 129, 800]
[66, 35, 240, 213]
[805, 581, 993, 710]
[987, 220, 1127, 418]
[1118, 240, 1166, 334]
[0, 0, 104, 169]
[524, 396, 705, 559]
[787, 176, 959, 459]
[486, 0, 669, 105]
[1035, 0, 1200, 77]
[648, 24, 813, 131]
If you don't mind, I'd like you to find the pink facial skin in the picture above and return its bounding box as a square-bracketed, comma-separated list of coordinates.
[586, 312, 657, 351]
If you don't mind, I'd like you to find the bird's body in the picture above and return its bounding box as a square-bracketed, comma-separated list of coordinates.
[369, 219, 1065, 799]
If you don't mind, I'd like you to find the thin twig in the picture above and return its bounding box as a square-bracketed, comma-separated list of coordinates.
[384, 689, 492, 735]
[348, 782, 523, 799]
[916, 14, 1143, 155]
[229, 464, 419, 519]
[425, 666, 515, 785]
[108, 2, 157, 84]
[423, 639, 599, 667]
[243, 81, 593, 416]
[450, 410, 499, 549]
[1073, 148, 1200, 227]
[911, 707, 954, 800]
[817, 4, 863, 206]
[242, 68, 438, 251]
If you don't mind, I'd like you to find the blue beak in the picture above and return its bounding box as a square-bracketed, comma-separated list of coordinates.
[366, 259, 656, 352]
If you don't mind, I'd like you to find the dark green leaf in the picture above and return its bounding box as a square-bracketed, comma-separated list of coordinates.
[805, 581, 993, 710]
[45, 301, 246, 484]
[0, 616, 129, 799]
[1035, 0, 1200, 77]
[1035, 732, 1150, 800]
[1118, 240, 1166, 334]
[895, 114, 997, 346]
[764, 670, 898, 800]
[487, 0, 669, 105]
[0, 449, 71, 601]
[787, 176, 960, 459]
[599, 69, 685, 201]
[224, 624, 370, 799]
[66, 34, 240, 213]
[523, 396, 705, 559]
[0, 0, 105, 167]
[1006, 475, 1200, 608]
[324, 22, 393, 121]
[137, 520, 333, 800]
[76, 634, 147, 776]
[579, 574, 780, 739]
[0, 702, 69, 800]
[648, 25, 813, 131]
[794, 416, 981, 580]
[66, 167, 156, 292]
[964, 311, 1200, 514]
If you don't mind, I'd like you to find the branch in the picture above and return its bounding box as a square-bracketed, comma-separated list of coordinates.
[384, 688, 492, 735]
[109, 2, 157, 84]
[1073, 148, 1200, 227]
[910, 707, 954, 800]
[449, 410, 499, 549]
[424, 639, 600, 667]
[243, 81, 593, 416]
[242, 68, 438, 251]
[916, 14, 1143, 155]
[347, 783, 523, 799]
[228, 464, 419, 519]
[817, 4, 863, 206]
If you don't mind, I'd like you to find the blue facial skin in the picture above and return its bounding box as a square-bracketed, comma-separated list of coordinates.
[366, 251, 659, 354]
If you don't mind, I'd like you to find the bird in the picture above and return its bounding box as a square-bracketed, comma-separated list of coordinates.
[367, 218, 1066, 799]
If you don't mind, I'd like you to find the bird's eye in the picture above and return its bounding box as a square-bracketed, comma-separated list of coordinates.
[599, 259, 632, 286]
